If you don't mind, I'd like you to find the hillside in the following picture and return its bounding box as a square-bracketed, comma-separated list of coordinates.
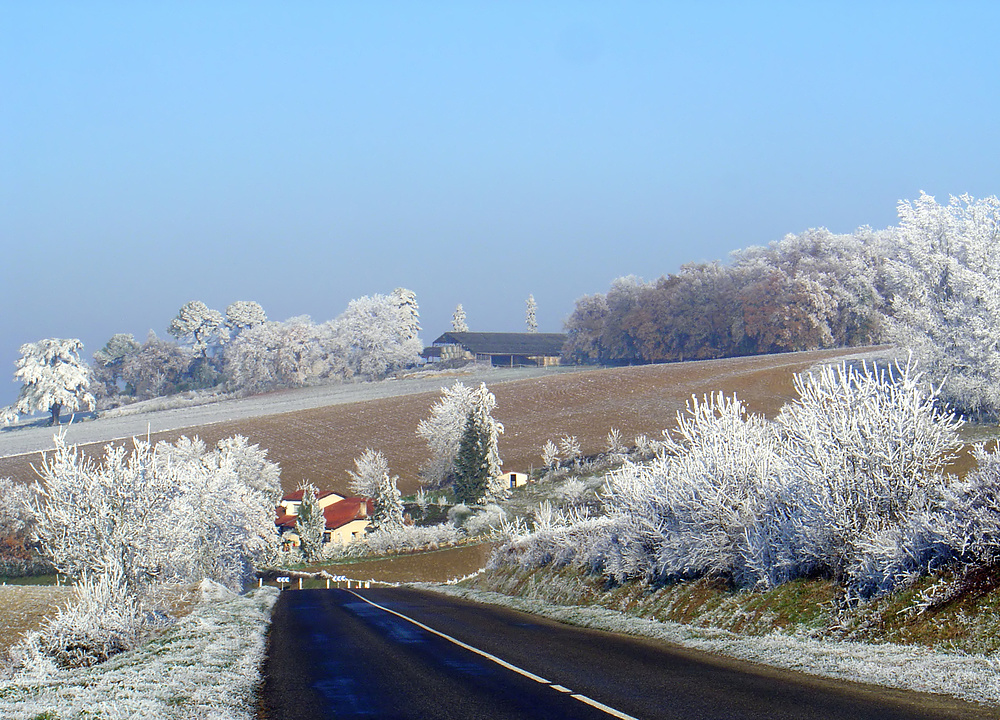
[0, 347, 889, 496]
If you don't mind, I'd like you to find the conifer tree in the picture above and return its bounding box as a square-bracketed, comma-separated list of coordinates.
[525, 294, 538, 333]
[453, 383, 505, 504]
[295, 482, 327, 561]
[371, 472, 405, 533]
[452, 304, 469, 332]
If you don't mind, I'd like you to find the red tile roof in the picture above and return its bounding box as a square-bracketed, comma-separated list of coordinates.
[275, 497, 374, 532]
[324, 497, 374, 531]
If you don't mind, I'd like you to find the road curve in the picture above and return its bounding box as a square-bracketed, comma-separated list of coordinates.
[258, 587, 992, 720]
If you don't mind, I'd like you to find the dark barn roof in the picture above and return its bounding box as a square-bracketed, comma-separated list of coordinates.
[432, 332, 567, 357]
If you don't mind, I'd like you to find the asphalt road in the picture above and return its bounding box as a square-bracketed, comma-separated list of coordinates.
[258, 587, 994, 720]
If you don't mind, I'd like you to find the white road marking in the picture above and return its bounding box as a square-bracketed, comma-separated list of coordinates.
[346, 590, 641, 720]
[572, 693, 642, 720]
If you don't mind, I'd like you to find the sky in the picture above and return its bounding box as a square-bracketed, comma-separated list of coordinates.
[2, 1, 1000, 406]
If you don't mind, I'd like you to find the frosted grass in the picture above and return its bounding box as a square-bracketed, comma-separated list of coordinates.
[0, 581, 279, 720]
[427, 584, 1000, 708]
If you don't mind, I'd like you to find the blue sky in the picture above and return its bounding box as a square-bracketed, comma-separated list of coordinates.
[2, 1, 999, 405]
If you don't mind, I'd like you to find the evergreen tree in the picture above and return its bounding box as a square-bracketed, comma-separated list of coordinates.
[392, 287, 421, 341]
[370, 472, 405, 533]
[452, 383, 505, 504]
[452, 304, 469, 332]
[295, 482, 327, 561]
[525, 294, 538, 333]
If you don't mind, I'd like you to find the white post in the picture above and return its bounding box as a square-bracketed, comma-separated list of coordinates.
[258, 578, 263, 588]
[326, 578, 330, 589]
[299, 578, 303, 590]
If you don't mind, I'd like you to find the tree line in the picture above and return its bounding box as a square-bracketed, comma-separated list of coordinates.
[2, 288, 423, 425]
[563, 192, 1000, 419]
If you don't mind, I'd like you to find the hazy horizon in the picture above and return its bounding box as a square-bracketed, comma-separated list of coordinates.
[3, 1, 999, 406]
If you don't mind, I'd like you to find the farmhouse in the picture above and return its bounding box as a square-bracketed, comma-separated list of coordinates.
[275, 493, 374, 550]
[425, 332, 567, 367]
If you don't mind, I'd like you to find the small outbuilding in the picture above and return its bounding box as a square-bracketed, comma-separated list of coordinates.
[502, 471, 529, 489]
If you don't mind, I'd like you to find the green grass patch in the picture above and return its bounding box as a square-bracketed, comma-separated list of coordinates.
[466, 562, 1000, 654]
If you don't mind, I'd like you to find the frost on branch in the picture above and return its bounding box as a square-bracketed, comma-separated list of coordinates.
[452, 303, 468, 333]
[349, 448, 404, 532]
[497, 360, 973, 598]
[21, 432, 281, 668]
[167, 300, 227, 357]
[328, 292, 423, 380]
[4, 338, 94, 426]
[417, 381, 475, 487]
[883, 192, 1000, 419]
[453, 383, 506, 504]
[225, 300, 267, 336]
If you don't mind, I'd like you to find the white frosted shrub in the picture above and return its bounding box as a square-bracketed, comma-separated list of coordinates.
[337, 523, 460, 557]
[14, 570, 144, 669]
[496, 360, 972, 598]
[776, 359, 961, 578]
[464, 504, 507, 536]
[938, 445, 1000, 565]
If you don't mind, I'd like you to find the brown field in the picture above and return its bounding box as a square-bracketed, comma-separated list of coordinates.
[314, 542, 495, 584]
[0, 585, 73, 648]
[0, 347, 887, 496]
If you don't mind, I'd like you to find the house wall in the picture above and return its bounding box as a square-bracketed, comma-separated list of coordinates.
[504, 471, 529, 488]
[326, 519, 370, 545]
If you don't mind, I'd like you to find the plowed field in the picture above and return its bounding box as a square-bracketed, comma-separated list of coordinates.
[0, 347, 887, 496]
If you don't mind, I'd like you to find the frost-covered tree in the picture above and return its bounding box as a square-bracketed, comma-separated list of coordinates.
[119, 331, 194, 400]
[225, 300, 267, 337]
[0, 476, 41, 576]
[541, 440, 560, 471]
[453, 383, 505, 504]
[32, 433, 281, 595]
[562, 293, 609, 364]
[168, 301, 227, 358]
[392, 287, 421, 341]
[329, 293, 423, 380]
[348, 448, 404, 532]
[417, 381, 475, 486]
[605, 428, 626, 457]
[26, 432, 280, 666]
[223, 316, 344, 393]
[294, 482, 327, 562]
[452, 304, 469, 332]
[525, 294, 538, 333]
[558, 435, 582, 469]
[348, 448, 392, 496]
[32, 436, 175, 595]
[3, 338, 94, 426]
[0, 477, 34, 540]
[91, 333, 141, 404]
[883, 192, 1000, 418]
[499, 359, 966, 596]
